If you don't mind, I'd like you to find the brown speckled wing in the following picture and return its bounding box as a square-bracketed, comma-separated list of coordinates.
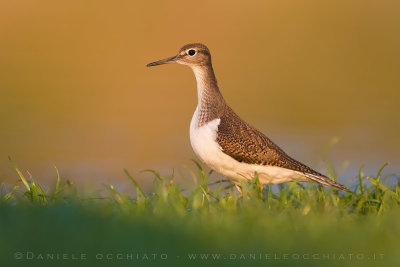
[216, 105, 325, 176]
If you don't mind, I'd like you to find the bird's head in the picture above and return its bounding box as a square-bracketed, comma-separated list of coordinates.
[147, 43, 212, 68]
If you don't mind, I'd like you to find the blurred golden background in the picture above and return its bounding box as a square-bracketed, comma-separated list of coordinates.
[1, 0, 399, 187]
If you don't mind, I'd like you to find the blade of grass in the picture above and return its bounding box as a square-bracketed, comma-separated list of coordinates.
[141, 169, 164, 181]
[8, 156, 30, 192]
[124, 168, 147, 201]
[2, 185, 19, 202]
[54, 164, 61, 195]
[358, 164, 364, 195]
[375, 163, 389, 202]
[192, 159, 208, 191]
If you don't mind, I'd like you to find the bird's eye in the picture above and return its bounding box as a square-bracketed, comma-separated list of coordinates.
[188, 49, 196, 56]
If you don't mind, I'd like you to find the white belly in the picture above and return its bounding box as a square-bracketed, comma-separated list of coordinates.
[189, 107, 304, 184]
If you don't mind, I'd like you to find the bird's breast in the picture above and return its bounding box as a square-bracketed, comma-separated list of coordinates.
[189, 107, 222, 165]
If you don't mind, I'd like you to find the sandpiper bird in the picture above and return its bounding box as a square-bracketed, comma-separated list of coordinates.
[147, 43, 348, 191]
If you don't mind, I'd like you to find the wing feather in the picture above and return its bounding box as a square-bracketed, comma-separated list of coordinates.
[216, 105, 348, 191]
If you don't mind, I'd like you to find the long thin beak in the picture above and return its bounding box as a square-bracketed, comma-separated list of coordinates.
[146, 55, 177, 67]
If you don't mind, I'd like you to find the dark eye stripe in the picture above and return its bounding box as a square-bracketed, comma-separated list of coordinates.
[188, 49, 196, 56]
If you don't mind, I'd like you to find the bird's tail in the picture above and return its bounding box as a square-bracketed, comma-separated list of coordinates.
[297, 172, 350, 192]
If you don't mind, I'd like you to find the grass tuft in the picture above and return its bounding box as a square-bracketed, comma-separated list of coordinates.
[0, 161, 399, 266]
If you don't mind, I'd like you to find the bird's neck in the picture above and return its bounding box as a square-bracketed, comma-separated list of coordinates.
[191, 64, 225, 126]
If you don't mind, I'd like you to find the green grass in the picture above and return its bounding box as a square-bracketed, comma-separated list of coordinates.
[0, 159, 399, 267]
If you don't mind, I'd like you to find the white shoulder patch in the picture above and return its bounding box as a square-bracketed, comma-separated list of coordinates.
[190, 107, 222, 160]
